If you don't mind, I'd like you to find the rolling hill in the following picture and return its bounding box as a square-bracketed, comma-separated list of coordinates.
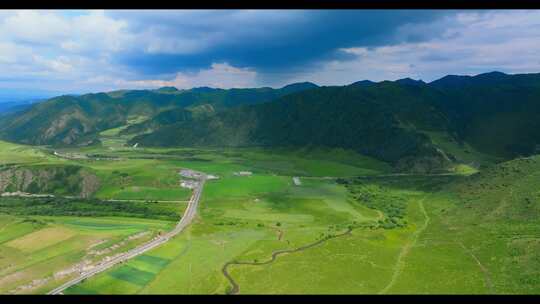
[127, 72, 540, 171]
[2, 71, 540, 172]
[0, 83, 318, 146]
[129, 82, 454, 172]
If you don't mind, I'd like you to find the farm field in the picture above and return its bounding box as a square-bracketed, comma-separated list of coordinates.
[1, 137, 397, 294]
[1, 134, 540, 294]
[69, 162, 540, 294]
[67, 173, 380, 294]
[0, 214, 173, 294]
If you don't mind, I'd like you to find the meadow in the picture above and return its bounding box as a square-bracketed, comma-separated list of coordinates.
[1, 125, 539, 294]
[60, 130, 398, 294]
[69, 158, 540, 294]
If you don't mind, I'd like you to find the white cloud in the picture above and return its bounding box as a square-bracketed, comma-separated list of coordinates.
[1, 10, 69, 45]
[0, 42, 24, 64]
[0, 10, 129, 53]
[1, 10, 540, 93]
[69, 10, 130, 53]
[108, 62, 258, 90]
[0, 10, 133, 92]
[32, 55, 74, 73]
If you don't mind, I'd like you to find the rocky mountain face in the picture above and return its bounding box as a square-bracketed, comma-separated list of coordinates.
[0, 165, 100, 198]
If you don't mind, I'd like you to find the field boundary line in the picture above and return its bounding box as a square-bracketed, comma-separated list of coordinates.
[457, 241, 494, 293]
[378, 196, 430, 294]
[47, 171, 206, 295]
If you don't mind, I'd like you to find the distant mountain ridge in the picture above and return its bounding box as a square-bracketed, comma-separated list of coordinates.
[0, 99, 44, 115]
[2, 71, 540, 172]
[127, 71, 540, 171]
[0, 82, 318, 146]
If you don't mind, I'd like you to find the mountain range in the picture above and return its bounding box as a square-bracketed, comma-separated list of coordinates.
[1, 71, 540, 172]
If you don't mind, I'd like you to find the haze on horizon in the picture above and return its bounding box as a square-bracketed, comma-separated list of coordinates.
[1, 9, 540, 96]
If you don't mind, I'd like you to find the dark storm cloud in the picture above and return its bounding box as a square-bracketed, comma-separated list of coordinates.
[4, 10, 539, 92]
[111, 10, 456, 76]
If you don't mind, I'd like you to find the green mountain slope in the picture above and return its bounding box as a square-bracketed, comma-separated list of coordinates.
[0, 94, 127, 146]
[130, 82, 454, 172]
[431, 72, 540, 157]
[2, 71, 540, 172]
[450, 155, 540, 222]
[0, 83, 317, 146]
[130, 72, 540, 171]
[435, 155, 540, 292]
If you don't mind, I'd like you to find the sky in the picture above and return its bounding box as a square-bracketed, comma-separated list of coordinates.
[1, 9, 540, 95]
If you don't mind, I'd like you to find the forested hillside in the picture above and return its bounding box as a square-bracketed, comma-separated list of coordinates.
[2, 72, 540, 172]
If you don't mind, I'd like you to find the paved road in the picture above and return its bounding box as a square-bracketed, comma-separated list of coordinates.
[105, 199, 190, 203]
[48, 172, 206, 295]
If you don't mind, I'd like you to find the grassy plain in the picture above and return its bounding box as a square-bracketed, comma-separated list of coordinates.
[63, 127, 394, 294]
[70, 155, 540, 294]
[2, 134, 392, 294]
[2, 120, 540, 295]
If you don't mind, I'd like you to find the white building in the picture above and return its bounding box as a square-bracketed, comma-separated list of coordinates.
[234, 171, 253, 176]
[180, 180, 199, 189]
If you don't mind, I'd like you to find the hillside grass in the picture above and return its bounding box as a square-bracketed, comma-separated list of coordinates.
[0, 140, 55, 165]
[422, 131, 503, 168]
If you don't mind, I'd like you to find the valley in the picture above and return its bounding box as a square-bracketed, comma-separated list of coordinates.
[0, 127, 538, 294]
[1, 7, 540, 296]
[0, 72, 539, 294]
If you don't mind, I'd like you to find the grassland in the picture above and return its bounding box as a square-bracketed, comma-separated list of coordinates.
[0, 140, 56, 165]
[1, 136, 394, 294]
[98, 116, 149, 149]
[68, 173, 382, 294]
[1, 127, 539, 295]
[59, 127, 397, 294]
[421, 130, 502, 169]
[67, 153, 540, 294]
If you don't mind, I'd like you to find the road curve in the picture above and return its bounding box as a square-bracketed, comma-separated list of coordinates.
[48, 171, 207, 295]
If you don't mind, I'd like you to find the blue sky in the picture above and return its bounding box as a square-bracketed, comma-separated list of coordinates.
[1, 10, 540, 94]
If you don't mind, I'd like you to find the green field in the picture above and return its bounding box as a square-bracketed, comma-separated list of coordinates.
[70, 156, 540, 294]
[1, 136, 539, 294]
[0, 214, 173, 294]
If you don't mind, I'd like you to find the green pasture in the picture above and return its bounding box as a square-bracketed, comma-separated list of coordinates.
[2, 134, 540, 294]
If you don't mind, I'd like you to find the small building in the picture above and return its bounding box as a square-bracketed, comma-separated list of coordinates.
[207, 174, 219, 180]
[179, 169, 203, 179]
[234, 171, 253, 176]
[180, 180, 199, 189]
